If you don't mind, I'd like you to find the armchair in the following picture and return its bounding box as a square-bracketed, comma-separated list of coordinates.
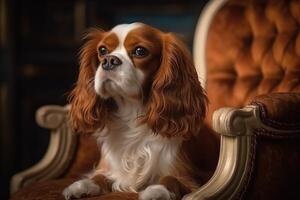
[11, 0, 300, 199]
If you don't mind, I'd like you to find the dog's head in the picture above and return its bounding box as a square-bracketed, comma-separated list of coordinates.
[69, 23, 207, 138]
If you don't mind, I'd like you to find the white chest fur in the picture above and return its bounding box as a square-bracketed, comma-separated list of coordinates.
[94, 102, 181, 192]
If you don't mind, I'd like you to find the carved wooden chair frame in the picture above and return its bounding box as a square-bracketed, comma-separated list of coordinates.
[11, 0, 300, 199]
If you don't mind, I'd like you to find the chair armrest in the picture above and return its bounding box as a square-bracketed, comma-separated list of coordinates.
[251, 93, 300, 131]
[10, 105, 78, 194]
[184, 93, 300, 200]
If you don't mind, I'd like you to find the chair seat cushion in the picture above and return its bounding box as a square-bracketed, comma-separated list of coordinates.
[11, 178, 138, 200]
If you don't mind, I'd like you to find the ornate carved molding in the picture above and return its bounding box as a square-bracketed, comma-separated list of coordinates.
[184, 106, 259, 200]
[184, 104, 300, 200]
[36, 105, 70, 129]
[212, 106, 261, 136]
[10, 105, 77, 194]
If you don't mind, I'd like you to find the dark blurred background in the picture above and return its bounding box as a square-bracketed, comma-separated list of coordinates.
[0, 0, 208, 198]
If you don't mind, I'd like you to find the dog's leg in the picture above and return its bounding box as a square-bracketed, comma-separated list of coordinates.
[139, 176, 191, 200]
[159, 176, 192, 200]
[63, 174, 112, 200]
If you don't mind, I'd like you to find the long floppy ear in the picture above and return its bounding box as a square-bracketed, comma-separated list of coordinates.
[68, 29, 115, 134]
[142, 33, 208, 139]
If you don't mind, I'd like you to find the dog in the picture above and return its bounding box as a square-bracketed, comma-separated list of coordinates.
[63, 22, 219, 200]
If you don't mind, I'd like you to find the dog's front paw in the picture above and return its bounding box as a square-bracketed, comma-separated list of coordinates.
[139, 185, 175, 200]
[63, 179, 101, 199]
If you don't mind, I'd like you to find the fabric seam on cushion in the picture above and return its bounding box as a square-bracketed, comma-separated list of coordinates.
[250, 101, 300, 130]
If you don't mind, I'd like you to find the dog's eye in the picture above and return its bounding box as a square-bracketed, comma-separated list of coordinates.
[133, 46, 148, 57]
[98, 46, 108, 56]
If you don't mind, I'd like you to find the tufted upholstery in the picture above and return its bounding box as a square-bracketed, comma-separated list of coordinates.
[202, 0, 300, 199]
[205, 0, 300, 124]
[10, 0, 300, 199]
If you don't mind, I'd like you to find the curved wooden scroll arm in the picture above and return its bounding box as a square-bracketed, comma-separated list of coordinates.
[184, 104, 300, 200]
[10, 105, 77, 194]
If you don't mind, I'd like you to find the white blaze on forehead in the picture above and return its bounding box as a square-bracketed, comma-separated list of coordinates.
[94, 23, 145, 99]
[109, 23, 145, 87]
[111, 23, 143, 48]
[110, 23, 143, 60]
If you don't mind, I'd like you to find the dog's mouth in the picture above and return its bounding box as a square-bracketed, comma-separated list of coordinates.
[100, 79, 114, 97]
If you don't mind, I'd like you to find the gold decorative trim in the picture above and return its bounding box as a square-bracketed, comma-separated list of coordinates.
[10, 105, 77, 194]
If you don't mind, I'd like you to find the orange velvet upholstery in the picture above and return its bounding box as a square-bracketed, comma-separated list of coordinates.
[202, 1, 300, 199]
[205, 0, 300, 124]
[206, 0, 300, 200]
[62, 135, 100, 179]
[11, 179, 138, 200]
[11, 0, 300, 199]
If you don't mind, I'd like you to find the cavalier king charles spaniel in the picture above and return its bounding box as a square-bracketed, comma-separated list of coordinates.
[63, 23, 219, 200]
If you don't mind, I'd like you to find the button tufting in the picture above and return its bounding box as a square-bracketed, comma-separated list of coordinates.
[205, 0, 300, 125]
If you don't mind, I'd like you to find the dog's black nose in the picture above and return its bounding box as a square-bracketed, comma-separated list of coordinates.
[102, 55, 122, 71]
